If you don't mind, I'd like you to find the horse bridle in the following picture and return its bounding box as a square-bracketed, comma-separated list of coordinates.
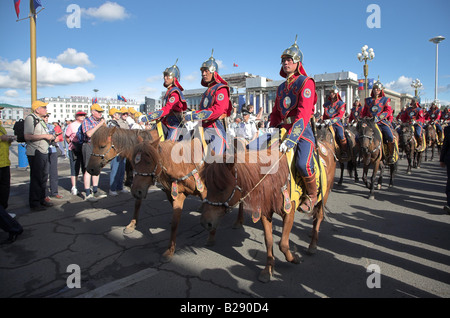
[202, 166, 243, 214]
[359, 130, 381, 154]
[133, 160, 162, 186]
[91, 143, 121, 165]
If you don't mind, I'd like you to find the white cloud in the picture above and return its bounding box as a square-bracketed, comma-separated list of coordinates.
[56, 48, 92, 66]
[146, 75, 163, 83]
[82, 2, 130, 21]
[384, 76, 416, 94]
[0, 56, 95, 89]
[4, 89, 19, 97]
[182, 72, 198, 83]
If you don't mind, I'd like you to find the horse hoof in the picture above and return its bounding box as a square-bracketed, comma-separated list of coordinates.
[161, 251, 174, 263]
[206, 237, 216, 247]
[377, 184, 382, 190]
[368, 195, 375, 200]
[258, 270, 272, 283]
[306, 246, 317, 255]
[123, 225, 136, 234]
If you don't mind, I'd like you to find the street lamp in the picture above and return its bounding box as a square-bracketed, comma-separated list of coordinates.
[357, 45, 375, 99]
[429, 36, 445, 102]
[410, 78, 423, 98]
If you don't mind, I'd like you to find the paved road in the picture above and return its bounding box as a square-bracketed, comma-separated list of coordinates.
[1, 136, 449, 300]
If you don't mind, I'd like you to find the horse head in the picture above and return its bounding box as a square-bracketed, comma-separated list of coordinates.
[357, 117, 378, 155]
[130, 137, 162, 200]
[87, 126, 120, 175]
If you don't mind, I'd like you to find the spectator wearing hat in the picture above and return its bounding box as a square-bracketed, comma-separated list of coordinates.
[65, 110, 87, 195]
[81, 104, 106, 201]
[107, 108, 128, 196]
[236, 109, 258, 142]
[24, 100, 56, 211]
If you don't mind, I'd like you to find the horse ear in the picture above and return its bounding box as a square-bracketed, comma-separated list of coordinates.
[109, 126, 116, 137]
[150, 136, 161, 148]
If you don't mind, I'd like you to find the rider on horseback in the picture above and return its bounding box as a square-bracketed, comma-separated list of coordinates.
[400, 97, 425, 149]
[322, 83, 348, 159]
[269, 36, 318, 213]
[349, 95, 363, 125]
[425, 100, 443, 143]
[361, 78, 396, 163]
[184, 50, 232, 155]
[140, 60, 187, 141]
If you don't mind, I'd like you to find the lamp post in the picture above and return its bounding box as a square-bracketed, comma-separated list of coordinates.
[410, 78, 423, 98]
[429, 36, 445, 102]
[357, 45, 375, 99]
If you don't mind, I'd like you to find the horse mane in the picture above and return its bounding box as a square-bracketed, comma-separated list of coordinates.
[202, 149, 289, 216]
[362, 117, 382, 144]
[92, 126, 156, 159]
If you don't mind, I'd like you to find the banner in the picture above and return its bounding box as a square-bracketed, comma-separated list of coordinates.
[358, 79, 364, 91]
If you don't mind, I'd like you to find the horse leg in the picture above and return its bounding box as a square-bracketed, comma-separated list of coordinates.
[389, 163, 395, 187]
[259, 214, 275, 283]
[377, 162, 384, 190]
[161, 193, 186, 263]
[123, 198, 142, 234]
[368, 161, 379, 200]
[362, 164, 369, 188]
[233, 202, 245, 229]
[278, 209, 301, 263]
[338, 162, 344, 185]
[307, 204, 324, 255]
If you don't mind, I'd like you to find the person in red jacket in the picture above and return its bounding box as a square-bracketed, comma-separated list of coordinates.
[269, 36, 318, 213]
[400, 97, 425, 148]
[141, 60, 187, 141]
[322, 83, 348, 158]
[184, 50, 232, 155]
[361, 79, 396, 163]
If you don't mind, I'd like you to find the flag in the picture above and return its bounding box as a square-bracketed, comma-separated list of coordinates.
[92, 97, 97, 104]
[14, 0, 21, 18]
[358, 79, 364, 91]
[121, 96, 127, 102]
[117, 95, 123, 101]
[233, 63, 238, 67]
[368, 78, 374, 89]
[33, 0, 42, 10]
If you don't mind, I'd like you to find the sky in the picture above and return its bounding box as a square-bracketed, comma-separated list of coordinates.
[1, 0, 449, 107]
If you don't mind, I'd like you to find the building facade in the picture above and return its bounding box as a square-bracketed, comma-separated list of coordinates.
[42, 96, 140, 123]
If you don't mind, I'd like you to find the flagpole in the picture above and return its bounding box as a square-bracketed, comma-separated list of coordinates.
[30, 0, 37, 103]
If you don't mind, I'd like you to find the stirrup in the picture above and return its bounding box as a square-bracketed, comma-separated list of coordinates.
[299, 194, 315, 214]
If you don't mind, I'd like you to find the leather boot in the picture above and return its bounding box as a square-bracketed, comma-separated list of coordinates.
[340, 139, 349, 159]
[417, 135, 423, 149]
[387, 141, 395, 163]
[299, 173, 318, 213]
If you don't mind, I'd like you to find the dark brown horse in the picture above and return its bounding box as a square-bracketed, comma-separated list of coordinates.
[131, 137, 244, 262]
[200, 137, 336, 283]
[87, 126, 159, 236]
[425, 123, 441, 161]
[398, 122, 415, 174]
[357, 118, 397, 199]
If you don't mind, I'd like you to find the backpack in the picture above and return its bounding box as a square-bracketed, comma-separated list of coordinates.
[13, 115, 40, 143]
[72, 125, 85, 153]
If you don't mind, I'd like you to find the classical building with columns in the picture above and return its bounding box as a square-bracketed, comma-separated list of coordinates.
[182, 71, 412, 117]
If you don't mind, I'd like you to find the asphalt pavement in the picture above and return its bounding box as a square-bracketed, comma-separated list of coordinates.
[1, 133, 449, 301]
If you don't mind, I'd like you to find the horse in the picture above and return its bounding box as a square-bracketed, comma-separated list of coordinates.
[398, 122, 415, 174]
[357, 117, 396, 199]
[199, 134, 336, 283]
[86, 125, 159, 235]
[131, 137, 244, 262]
[424, 123, 441, 161]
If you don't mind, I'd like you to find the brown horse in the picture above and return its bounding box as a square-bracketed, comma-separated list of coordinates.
[357, 118, 397, 199]
[425, 123, 441, 161]
[87, 126, 159, 236]
[200, 136, 336, 283]
[131, 137, 244, 262]
[398, 122, 415, 174]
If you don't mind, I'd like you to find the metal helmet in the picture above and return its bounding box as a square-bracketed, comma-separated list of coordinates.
[373, 76, 384, 90]
[163, 58, 180, 80]
[330, 81, 339, 94]
[281, 35, 303, 64]
[200, 49, 219, 73]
